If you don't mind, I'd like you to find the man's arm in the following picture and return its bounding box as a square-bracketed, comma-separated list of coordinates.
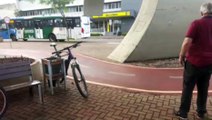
[179, 37, 192, 65]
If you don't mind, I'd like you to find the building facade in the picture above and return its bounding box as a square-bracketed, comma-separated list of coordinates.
[0, 3, 17, 18]
[16, 0, 142, 36]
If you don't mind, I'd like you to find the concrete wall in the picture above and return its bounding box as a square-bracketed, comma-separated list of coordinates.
[120, 0, 143, 34]
[122, 0, 142, 12]
[84, 0, 103, 16]
[121, 18, 134, 33]
[108, 0, 210, 62]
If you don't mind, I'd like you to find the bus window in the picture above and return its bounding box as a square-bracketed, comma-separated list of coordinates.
[66, 19, 75, 29]
[0, 22, 7, 30]
[28, 20, 34, 28]
[23, 20, 29, 28]
[47, 19, 54, 27]
[22, 20, 34, 28]
[75, 18, 80, 27]
[40, 20, 46, 27]
[15, 21, 23, 29]
[54, 18, 64, 27]
[34, 20, 41, 29]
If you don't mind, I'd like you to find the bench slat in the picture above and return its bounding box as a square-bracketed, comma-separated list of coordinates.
[0, 61, 30, 70]
[0, 61, 32, 80]
[0, 71, 32, 81]
[4, 80, 41, 91]
[0, 66, 31, 76]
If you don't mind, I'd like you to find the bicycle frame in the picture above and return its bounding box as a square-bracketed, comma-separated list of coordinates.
[51, 43, 74, 73]
[65, 49, 75, 75]
[50, 41, 88, 98]
[51, 42, 81, 79]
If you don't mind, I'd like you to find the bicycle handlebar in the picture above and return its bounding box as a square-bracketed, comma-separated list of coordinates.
[52, 41, 83, 56]
[63, 41, 82, 50]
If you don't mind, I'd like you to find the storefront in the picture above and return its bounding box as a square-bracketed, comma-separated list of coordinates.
[91, 10, 136, 36]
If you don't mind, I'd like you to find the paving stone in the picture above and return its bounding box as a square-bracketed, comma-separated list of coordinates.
[1, 83, 212, 120]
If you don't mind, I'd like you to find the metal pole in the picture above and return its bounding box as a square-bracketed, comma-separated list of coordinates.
[7, 23, 12, 48]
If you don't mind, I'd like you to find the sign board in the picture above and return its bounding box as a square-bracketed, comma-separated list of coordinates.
[92, 11, 131, 19]
[4, 16, 10, 24]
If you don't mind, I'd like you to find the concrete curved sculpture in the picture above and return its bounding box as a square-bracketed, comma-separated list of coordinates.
[108, 0, 208, 62]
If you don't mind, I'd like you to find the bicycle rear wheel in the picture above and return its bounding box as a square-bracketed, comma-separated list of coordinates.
[0, 87, 7, 119]
[71, 63, 88, 98]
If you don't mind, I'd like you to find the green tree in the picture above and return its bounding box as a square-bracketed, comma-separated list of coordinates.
[27, 0, 74, 17]
[14, 9, 21, 17]
[39, 0, 74, 17]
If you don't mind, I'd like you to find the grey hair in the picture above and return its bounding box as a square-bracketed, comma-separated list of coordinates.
[200, 2, 212, 14]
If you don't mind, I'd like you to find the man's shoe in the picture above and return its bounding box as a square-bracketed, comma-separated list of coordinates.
[174, 110, 188, 120]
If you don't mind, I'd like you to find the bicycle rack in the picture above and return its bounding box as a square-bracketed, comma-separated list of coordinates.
[41, 57, 66, 95]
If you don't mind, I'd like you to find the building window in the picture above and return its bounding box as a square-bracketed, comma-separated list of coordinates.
[69, 6, 83, 13]
[39, 10, 42, 15]
[69, 6, 77, 12]
[19, 6, 82, 17]
[104, 2, 121, 10]
[79, 6, 83, 12]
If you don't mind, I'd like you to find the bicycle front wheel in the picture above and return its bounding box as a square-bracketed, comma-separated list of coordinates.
[72, 63, 88, 98]
[0, 87, 7, 119]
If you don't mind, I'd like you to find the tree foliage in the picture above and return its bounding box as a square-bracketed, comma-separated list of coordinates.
[39, 0, 74, 10]
[26, 0, 74, 13]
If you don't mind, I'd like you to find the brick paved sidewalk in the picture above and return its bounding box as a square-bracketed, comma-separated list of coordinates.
[2, 80, 212, 120]
[1, 42, 212, 120]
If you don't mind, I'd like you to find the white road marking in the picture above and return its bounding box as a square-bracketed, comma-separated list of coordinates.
[108, 71, 136, 77]
[169, 76, 183, 79]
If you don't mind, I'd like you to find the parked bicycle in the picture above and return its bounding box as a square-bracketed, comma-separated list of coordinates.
[50, 41, 88, 98]
[0, 86, 7, 119]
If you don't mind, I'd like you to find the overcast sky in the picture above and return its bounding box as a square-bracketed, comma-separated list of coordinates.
[0, 0, 16, 5]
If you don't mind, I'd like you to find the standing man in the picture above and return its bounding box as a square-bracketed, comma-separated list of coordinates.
[175, 2, 212, 120]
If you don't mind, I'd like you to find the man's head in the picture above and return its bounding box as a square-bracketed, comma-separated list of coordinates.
[200, 2, 212, 16]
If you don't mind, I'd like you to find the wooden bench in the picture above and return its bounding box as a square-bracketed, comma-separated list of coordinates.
[0, 61, 43, 103]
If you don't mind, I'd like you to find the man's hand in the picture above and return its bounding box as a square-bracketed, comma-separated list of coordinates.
[179, 55, 185, 66]
[178, 37, 192, 66]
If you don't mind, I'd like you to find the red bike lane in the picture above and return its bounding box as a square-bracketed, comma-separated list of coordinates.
[1, 48, 212, 94]
[77, 54, 212, 93]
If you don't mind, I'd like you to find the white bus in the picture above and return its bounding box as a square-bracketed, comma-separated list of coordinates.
[13, 16, 91, 41]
